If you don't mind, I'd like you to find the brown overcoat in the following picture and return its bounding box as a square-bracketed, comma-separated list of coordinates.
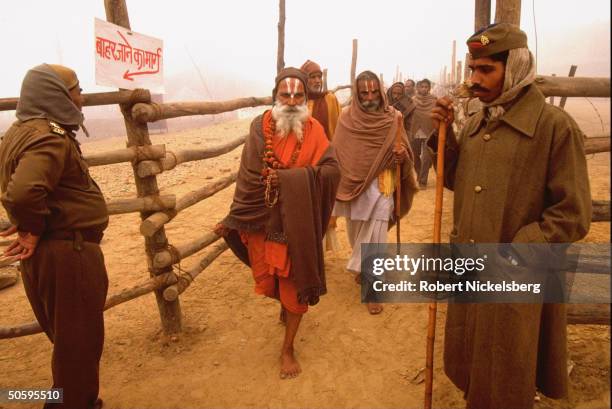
[0, 119, 108, 235]
[428, 84, 592, 409]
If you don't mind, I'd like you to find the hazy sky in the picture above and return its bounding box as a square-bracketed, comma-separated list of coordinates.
[0, 0, 610, 100]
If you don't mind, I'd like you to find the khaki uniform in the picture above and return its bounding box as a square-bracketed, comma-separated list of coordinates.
[0, 119, 109, 409]
[429, 85, 592, 408]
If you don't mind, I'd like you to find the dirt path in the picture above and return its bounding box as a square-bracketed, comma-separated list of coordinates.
[0, 108, 609, 409]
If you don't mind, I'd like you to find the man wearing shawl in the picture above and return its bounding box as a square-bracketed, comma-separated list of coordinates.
[430, 23, 591, 408]
[0, 64, 108, 409]
[410, 78, 438, 188]
[332, 71, 418, 315]
[300, 60, 342, 141]
[216, 67, 339, 379]
[387, 82, 416, 136]
[404, 79, 416, 98]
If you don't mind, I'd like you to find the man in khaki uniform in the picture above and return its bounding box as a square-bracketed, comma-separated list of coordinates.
[0, 64, 108, 409]
[430, 24, 591, 409]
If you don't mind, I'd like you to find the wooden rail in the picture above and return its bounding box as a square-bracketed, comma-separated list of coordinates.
[137, 135, 245, 177]
[0, 271, 177, 339]
[584, 136, 610, 155]
[140, 173, 237, 237]
[131, 96, 272, 123]
[153, 231, 221, 269]
[535, 76, 610, 98]
[84, 144, 166, 167]
[163, 241, 229, 301]
[592, 200, 610, 222]
[106, 195, 175, 216]
[0, 89, 151, 112]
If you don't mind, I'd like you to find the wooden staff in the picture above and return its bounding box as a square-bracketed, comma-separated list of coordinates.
[394, 116, 402, 249]
[425, 119, 448, 409]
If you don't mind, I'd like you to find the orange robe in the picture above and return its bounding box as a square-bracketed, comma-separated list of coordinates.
[241, 111, 329, 314]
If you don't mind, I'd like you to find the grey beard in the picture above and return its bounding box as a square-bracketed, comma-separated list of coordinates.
[309, 84, 322, 93]
[362, 100, 380, 112]
[271, 101, 309, 141]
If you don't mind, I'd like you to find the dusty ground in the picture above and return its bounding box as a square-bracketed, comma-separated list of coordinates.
[0, 100, 610, 409]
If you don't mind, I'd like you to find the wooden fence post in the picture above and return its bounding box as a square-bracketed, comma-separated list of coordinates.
[559, 65, 578, 109]
[322, 68, 328, 92]
[277, 0, 286, 74]
[350, 39, 358, 93]
[104, 0, 182, 334]
[475, 0, 491, 30]
[549, 73, 556, 105]
[464, 53, 471, 82]
[456, 61, 463, 85]
[451, 40, 456, 84]
[494, 0, 521, 25]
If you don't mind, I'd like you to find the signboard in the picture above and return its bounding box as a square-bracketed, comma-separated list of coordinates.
[94, 18, 164, 92]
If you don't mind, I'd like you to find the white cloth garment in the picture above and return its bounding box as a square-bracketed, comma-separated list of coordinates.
[333, 179, 393, 273]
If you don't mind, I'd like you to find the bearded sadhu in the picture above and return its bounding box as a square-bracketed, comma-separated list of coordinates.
[216, 67, 339, 379]
[331, 71, 418, 315]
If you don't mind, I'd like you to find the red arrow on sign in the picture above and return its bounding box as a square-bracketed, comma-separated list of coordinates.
[123, 69, 160, 81]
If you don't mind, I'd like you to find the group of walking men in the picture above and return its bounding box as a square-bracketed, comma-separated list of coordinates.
[0, 22, 592, 409]
[387, 77, 438, 188]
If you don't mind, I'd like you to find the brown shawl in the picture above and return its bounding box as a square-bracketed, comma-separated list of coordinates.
[332, 71, 408, 201]
[221, 115, 340, 305]
[308, 91, 330, 138]
[386, 82, 405, 105]
[392, 96, 416, 134]
[410, 93, 437, 136]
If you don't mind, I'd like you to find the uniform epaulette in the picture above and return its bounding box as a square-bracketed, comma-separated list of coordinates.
[48, 121, 67, 136]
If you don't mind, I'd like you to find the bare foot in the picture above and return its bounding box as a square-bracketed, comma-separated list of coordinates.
[367, 303, 383, 315]
[280, 348, 301, 379]
[354, 273, 362, 285]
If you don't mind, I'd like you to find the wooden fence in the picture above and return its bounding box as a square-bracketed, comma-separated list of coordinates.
[0, 5, 610, 338]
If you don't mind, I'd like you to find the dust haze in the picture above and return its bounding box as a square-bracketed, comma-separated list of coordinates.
[0, 0, 609, 138]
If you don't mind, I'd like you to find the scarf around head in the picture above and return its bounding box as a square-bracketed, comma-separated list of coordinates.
[332, 71, 403, 201]
[482, 48, 536, 121]
[301, 60, 326, 100]
[16, 64, 88, 135]
[386, 82, 405, 105]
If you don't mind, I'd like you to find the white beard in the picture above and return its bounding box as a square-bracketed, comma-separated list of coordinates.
[309, 84, 323, 93]
[271, 101, 309, 142]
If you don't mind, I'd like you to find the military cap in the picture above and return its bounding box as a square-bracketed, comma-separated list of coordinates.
[467, 23, 528, 59]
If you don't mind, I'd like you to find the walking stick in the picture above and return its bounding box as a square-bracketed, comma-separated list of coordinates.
[395, 116, 402, 251]
[424, 119, 448, 409]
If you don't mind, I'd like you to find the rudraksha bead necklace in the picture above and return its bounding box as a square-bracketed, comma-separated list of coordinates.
[262, 118, 303, 207]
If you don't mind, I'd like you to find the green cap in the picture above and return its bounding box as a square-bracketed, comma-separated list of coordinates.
[467, 23, 528, 59]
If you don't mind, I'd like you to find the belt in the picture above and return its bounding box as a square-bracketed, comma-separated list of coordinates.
[44, 229, 104, 245]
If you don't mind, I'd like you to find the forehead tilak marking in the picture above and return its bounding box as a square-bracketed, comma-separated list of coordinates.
[284, 78, 300, 97]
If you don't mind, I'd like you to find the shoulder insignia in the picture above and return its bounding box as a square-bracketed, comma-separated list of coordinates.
[48, 121, 66, 136]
